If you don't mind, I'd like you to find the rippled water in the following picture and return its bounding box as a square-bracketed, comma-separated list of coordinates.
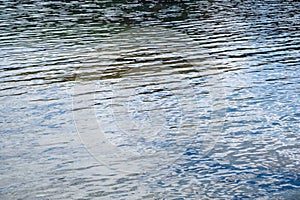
[1, 0, 300, 199]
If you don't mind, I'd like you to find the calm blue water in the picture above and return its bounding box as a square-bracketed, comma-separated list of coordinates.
[1, 0, 300, 199]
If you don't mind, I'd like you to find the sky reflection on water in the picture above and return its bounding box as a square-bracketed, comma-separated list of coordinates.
[1, 0, 300, 199]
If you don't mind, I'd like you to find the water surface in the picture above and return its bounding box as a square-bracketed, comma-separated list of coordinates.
[1, 0, 300, 199]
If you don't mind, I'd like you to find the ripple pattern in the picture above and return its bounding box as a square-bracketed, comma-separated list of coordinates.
[1, 0, 300, 199]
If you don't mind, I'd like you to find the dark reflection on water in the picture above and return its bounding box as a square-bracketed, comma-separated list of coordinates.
[1, 0, 300, 199]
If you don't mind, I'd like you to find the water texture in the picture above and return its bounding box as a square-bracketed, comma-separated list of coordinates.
[1, 0, 300, 199]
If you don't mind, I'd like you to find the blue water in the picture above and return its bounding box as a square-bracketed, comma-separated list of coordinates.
[1, 0, 300, 199]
